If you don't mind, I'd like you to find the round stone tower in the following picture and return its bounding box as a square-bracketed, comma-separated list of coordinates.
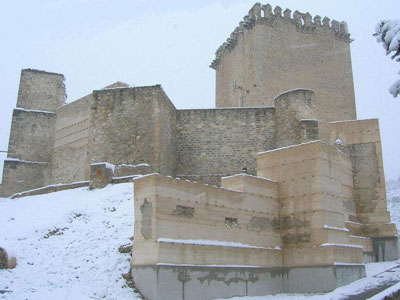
[274, 89, 318, 148]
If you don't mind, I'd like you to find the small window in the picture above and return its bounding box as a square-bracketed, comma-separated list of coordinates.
[225, 217, 238, 228]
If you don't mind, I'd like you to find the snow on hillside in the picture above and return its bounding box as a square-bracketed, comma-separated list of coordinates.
[388, 177, 400, 228]
[0, 183, 141, 300]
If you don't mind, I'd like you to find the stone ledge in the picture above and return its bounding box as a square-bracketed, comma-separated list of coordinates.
[11, 181, 89, 199]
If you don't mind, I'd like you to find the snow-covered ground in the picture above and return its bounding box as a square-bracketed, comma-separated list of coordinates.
[388, 177, 400, 227]
[1, 177, 400, 300]
[0, 183, 141, 300]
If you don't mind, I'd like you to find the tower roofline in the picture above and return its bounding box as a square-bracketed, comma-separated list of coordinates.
[210, 2, 351, 70]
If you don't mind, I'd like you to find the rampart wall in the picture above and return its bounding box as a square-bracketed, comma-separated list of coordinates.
[51, 94, 92, 184]
[211, 4, 357, 142]
[89, 86, 177, 176]
[176, 107, 275, 180]
[1, 160, 52, 197]
[1, 75, 324, 197]
[7, 109, 56, 162]
[132, 174, 282, 268]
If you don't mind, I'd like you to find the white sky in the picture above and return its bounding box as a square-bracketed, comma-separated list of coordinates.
[1, 0, 399, 181]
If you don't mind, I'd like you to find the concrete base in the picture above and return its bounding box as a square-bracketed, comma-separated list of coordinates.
[283, 265, 366, 293]
[132, 264, 365, 300]
[373, 236, 399, 261]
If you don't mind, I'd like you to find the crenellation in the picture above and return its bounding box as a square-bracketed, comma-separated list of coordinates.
[313, 15, 322, 26]
[243, 15, 253, 29]
[273, 6, 282, 17]
[303, 12, 313, 28]
[322, 16, 330, 27]
[248, 5, 255, 20]
[251, 2, 262, 20]
[340, 21, 349, 34]
[331, 20, 340, 33]
[293, 10, 302, 27]
[262, 4, 272, 18]
[210, 3, 352, 72]
[283, 8, 291, 19]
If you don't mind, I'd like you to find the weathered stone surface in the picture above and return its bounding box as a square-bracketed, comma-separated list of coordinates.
[16, 69, 65, 112]
[118, 244, 133, 254]
[274, 89, 317, 148]
[213, 9, 356, 142]
[1, 69, 63, 196]
[1, 160, 52, 197]
[89, 86, 174, 176]
[140, 199, 153, 240]
[52, 94, 92, 184]
[89, 163, 114, 189]
[176, 107, 275, 179]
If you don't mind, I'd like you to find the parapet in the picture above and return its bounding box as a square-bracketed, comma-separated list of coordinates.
[210, 3, 351, 69]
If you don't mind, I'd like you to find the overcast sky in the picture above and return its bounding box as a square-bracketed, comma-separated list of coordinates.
[1, 0, 399, 182]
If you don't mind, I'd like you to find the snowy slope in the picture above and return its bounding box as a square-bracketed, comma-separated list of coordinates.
[0, 183, 141, 300]
[388, 177, 400, 228]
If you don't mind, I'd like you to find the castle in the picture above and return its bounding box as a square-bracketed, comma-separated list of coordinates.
[1, 3, 398, 299]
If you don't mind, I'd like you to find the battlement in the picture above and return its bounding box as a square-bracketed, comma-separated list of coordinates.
[210, 3, 351, 69]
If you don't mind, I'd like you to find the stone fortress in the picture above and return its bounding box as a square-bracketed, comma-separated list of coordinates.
[0, 2, 398, 300]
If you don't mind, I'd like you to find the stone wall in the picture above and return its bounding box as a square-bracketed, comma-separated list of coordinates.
[175, 107, 275, 179]
[131, 166, 367, 299]
[212, 4, 357, 142]
[330, 119, 397, 239]
[274, 89, 318, 148]
[132, 174, 282, 268]
[1, 160, 52, 197]
[152, 88, 177, 175]
[89, 86, 176, 176]
[7, 109, 56, 162]
[1, 109, 56, 196]
[257, 141, 363, 266]
[16, 69, 65, 112]
[51, 95, 92, 184]
[1, 69, 66, 196]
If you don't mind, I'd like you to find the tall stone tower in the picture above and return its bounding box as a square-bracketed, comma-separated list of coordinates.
[210, 3, 357, 141]
[1, 69, 65, 197]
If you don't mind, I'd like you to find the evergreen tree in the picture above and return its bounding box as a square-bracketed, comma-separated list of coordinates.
[374, 20, 400, 97]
